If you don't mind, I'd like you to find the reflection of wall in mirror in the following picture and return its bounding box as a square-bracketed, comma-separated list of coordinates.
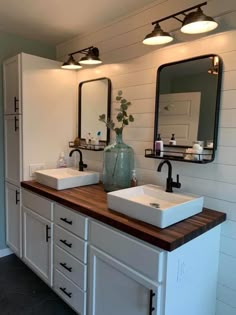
[81, 80, 108, 141]
[159, 92, 201, 146]
[171, 72, 217, 142]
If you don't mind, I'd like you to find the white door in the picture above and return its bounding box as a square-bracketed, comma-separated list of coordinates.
[159, 92, 201, 145]
[4, 115, 22, 186]
[23, 206, 53, 286]
[88, 246, 159, 315]
[3, 55, 21, 115]
[5, 182, 22, 257]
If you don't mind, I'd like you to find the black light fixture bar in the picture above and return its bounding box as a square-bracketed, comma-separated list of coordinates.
[151, 2, 207, 25]
[68, 46, 95, 57]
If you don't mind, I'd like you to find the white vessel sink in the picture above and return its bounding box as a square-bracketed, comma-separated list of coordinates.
[35, 168, 99, 190]
[107, 185, 203, 228]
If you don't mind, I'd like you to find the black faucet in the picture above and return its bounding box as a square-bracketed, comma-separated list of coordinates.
[157, 160, 181, 193]
[69, 149, 87, 171]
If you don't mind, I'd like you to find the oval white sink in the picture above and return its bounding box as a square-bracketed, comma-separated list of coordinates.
[107, 184, 203, 228]
[35, 168, 99, 190]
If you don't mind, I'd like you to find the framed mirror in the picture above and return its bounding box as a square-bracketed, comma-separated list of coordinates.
[150, 54, 222, 163]
[78, 77, 111, 147]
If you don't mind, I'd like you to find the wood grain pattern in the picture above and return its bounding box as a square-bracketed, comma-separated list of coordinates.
[21, 181, 226, 251]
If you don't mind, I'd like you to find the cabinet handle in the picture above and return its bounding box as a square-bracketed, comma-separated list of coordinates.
[59, 287, 72, 298]
[15, 190, 20, 204]
[60, 262, 72, 272]
[14, 116, 19, 132]
[14, 97, 19, 112]
[46, 225, 51, 242]
[149, 290, 156, 315]
[60, 217, 72, 225]
[60, 239, 72, 248]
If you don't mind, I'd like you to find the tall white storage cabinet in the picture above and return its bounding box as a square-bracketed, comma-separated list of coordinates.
[4, 53, 77, 258]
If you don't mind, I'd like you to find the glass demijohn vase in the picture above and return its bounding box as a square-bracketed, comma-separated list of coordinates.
[102, 133, 134, 192]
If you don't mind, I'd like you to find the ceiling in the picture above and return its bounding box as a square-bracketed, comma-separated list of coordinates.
[0, 0, 157, 45]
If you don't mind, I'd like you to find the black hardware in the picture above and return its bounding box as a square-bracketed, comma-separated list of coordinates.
[69, 149, 87, 171]
[149, 290, 156, 314]
[60, 217, 72, 225]
[15, 190, 20, 205]
[60, 262, 72, 272]
[151, 2, 207, 25]
[60, 239, 72, 248]
[157, 160, 181, 193]
[46, 225, 51, 242]
[14, 97, 19, 112]
[59, 287, 72, 298]
[14, 116, 19, 132]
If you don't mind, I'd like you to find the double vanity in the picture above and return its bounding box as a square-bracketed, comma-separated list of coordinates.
[20, 178, 225, 315]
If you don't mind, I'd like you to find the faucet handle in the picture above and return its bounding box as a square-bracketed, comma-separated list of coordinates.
[174, 174, 181, 189]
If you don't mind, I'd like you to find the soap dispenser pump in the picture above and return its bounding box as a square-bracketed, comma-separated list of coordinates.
[169, 134, 176, 145]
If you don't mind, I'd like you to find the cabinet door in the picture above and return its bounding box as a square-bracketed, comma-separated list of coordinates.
[4, 115, 22, 186]
[5, 182, 22, 257]
[3, 55, 21, 115]
[23, 206, 53, 286]
[88, 246, 159, 315]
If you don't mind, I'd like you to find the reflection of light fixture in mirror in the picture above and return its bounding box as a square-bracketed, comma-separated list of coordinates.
[61, 46, 102, 70]
[142, 23, 173, 45]
[181, 7, 218, 34]
[208, 56, 219, 75]
[143, 2, 218, 46]
[61, 55, 82, 70]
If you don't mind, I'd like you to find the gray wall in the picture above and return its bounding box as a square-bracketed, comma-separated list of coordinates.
[0, 31, 56, 249]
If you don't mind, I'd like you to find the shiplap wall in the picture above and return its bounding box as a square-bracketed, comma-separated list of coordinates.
[57, 1, 236, 314]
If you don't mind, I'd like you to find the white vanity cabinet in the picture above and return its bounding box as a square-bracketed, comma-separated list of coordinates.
[20, 187, 222, 315]
[22, 190, 53, 286]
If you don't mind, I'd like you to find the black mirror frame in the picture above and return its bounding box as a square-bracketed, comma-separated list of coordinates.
[78, 77, 112, 145]
[153, 54, 223, 163]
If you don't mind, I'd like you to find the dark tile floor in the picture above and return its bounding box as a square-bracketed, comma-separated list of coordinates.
[0, 254, 76, 315]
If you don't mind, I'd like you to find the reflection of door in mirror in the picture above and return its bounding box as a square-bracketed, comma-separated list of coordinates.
[79, 77, 111, 144]
[159, 92, 201, 146]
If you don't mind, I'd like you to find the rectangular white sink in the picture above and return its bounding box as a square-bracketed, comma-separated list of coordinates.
[107, 185, 203, 228]
[35, 168, 100, 190]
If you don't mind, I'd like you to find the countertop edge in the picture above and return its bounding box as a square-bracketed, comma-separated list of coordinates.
[21, 181, 226, 252]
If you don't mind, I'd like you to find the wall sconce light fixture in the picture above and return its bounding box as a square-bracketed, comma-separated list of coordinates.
[61, 46, 102, 70]
[143, 1, 218, 46]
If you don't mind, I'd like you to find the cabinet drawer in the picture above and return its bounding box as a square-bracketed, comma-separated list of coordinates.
[54, 204, 88, 239]
[54, 245, 86, 291]
[55, 225, 87, 263]
[54, 269, 86, 315]
[90, 221, 164, 282]
[22, 189, 53, 220]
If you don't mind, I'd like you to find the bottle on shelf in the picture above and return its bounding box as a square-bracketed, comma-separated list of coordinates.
[155, 134, 163, 157]
[57, 151, 67, 168]
[130, 169, 138, 187]
[169, 134, 176, 145]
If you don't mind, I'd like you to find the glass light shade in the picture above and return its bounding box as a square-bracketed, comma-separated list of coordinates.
[61, 55, 82, 70]
[181, 9, 218, 34]
[79, 55, 102, 65]
[143, 24, 173, 45]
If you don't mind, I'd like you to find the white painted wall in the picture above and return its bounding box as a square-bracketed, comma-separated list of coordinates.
[57, 1, 236, 313]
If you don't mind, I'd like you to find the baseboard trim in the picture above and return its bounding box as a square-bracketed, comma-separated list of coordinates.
[0, 248, 13, 258]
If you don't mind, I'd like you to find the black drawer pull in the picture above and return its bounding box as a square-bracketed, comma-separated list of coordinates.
[14, 97, 19, 112]
[60, 239, 72, 248]
[149, 290, 156, 314]
[60, 287, 72, 298]
[46, 225, 51, 242]
[15, 190, 20, 205]
[60, 217, 72, 225]
[60, 262, 72, 272]
[14, 116, 19, 132]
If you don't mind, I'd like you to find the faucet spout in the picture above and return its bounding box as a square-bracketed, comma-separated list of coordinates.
[157, 160, 181, 193]
[69, 149, 87, 171]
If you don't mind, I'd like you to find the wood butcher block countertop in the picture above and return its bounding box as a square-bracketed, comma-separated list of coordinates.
[21, 181, 226, 252]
